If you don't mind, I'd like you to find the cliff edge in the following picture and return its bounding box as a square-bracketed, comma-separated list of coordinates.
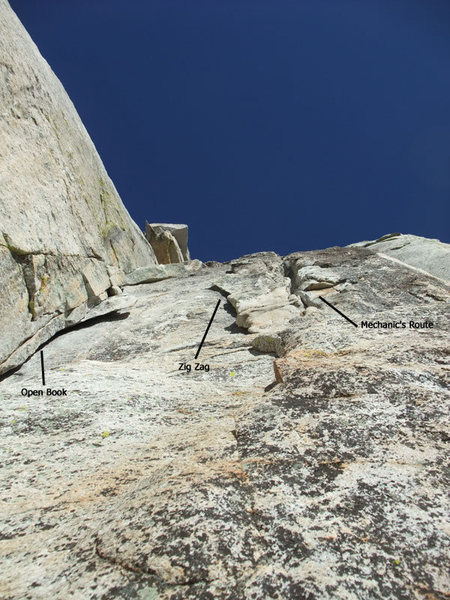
[0, 0, 157, 375]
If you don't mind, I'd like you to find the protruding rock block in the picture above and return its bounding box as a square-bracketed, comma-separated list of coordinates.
[213, 253, 301, 336]
[145, 223, 190, 263]
[124, 261, 202, 286]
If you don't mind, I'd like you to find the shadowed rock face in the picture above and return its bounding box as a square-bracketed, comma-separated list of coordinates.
[0, 0, 157, 375]
[1, 240, 449, 599]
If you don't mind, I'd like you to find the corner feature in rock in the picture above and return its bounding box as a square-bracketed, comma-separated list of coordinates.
[1, 2, 450, 597]
[213, 253, 302, 356]
[0, 0, 160, 374]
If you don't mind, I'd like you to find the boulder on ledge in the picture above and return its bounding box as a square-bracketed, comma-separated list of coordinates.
[145, 222, 191, 264]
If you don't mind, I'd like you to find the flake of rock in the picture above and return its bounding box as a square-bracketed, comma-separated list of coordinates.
[124, 262, 202, 286]
[214, 253, 301, 335]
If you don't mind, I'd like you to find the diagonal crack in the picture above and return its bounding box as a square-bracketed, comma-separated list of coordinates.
[94, 541, 217, 588]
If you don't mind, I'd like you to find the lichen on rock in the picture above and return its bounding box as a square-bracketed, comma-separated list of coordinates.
[0, 0, 159, 375]
[0, 1, 449, 598]
[1, 238, 449, 599]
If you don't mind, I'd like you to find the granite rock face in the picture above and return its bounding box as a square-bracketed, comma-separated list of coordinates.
[213, 252, 300, 335]
[1, 3, 449, 597]
[145, 223, 191, 264]
[1, 237, 449, 600]
[0, 0, 157, 375]
[349, 233, 450, 281]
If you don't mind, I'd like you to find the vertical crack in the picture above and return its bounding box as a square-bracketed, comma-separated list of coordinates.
[283, 257, 298, 297]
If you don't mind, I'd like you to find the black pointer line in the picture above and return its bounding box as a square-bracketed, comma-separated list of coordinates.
[319, 296, 358, 328]
[40, 350, 46, 386]
[195, 299, 221, 359]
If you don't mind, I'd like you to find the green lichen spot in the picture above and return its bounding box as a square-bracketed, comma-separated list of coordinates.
[101, 222, 117, 239]
[5, 240, 28, 256]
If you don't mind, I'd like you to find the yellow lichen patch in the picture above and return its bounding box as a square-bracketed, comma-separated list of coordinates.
[39, 274, 49, 291]
[302, 349, 329, 357]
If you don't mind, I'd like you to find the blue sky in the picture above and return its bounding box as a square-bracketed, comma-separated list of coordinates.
[10, 0, 450, 261]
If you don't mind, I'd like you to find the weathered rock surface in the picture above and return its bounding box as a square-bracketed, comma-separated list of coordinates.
[0, 0, 157, 375]
[349, 233, 450, 281]
[1, 238, 449, 600]
[213, 252, 301, 336]
[2, 2, 449, 597]
[146, 223, 191, 264]
[123, 261, 202, 287]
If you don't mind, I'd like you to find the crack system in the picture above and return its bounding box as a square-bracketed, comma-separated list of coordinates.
[94, 541, 217, 588]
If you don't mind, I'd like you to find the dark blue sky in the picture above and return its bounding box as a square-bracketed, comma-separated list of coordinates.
[10, 0, 450, 262]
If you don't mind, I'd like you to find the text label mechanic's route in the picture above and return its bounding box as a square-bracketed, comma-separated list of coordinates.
[16, 298, 438, 396]
[319, 297, 435, 329]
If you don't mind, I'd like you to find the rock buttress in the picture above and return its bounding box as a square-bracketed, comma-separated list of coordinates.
[0, 0, 158, 374]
